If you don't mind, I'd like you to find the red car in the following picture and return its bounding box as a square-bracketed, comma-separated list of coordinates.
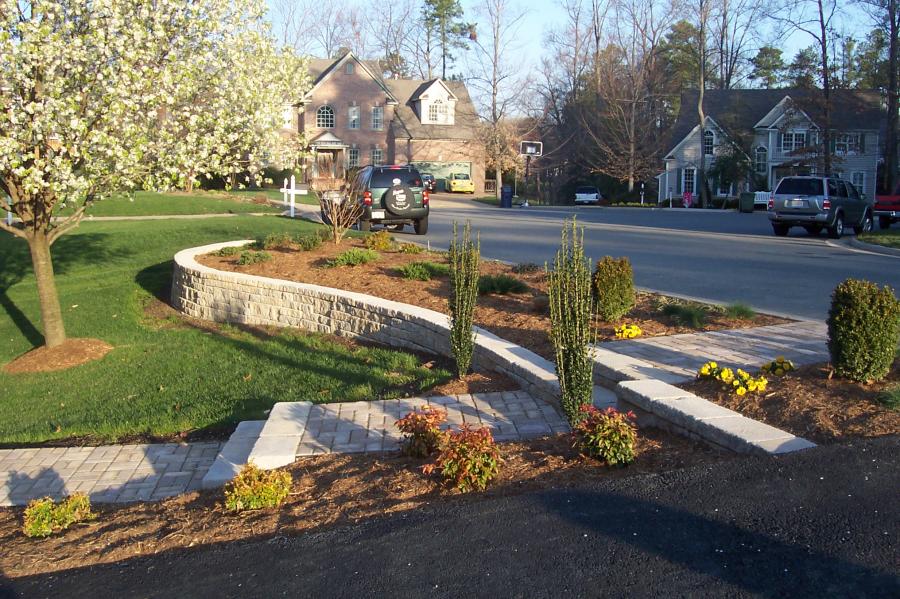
[875, 181, 900, 229]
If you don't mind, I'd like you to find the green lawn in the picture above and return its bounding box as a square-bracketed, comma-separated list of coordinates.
[859, 228, 900, 250]
[0, 217, 449, 444]
[54, 189, 318, 218]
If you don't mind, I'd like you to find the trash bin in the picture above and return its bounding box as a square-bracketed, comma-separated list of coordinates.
[500, 185, 513, 208]
[738, 192, 755, 213]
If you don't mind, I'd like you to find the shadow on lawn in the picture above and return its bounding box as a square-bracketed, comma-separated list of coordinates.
[0, 232, 118, 347]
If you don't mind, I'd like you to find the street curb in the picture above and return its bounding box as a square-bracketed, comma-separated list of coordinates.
[847, 236, 900, 258]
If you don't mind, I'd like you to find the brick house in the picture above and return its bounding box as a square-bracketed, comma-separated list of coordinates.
[283, 51, 484, 193]
[656, 89, 883, 203]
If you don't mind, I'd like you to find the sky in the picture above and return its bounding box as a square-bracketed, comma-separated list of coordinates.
[265, 0, 877, 82]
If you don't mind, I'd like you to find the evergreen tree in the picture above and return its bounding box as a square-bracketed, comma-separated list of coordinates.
[422, 0, 473, 79]
[749, 46, 785, 88]
[787, 47, 820, 88]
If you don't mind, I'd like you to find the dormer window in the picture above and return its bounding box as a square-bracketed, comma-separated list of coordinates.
[428, 100, 449, 124]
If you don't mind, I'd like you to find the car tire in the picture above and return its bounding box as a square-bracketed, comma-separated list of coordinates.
[854, 211, 873, 235]
[772, 223, 790, 236]
[827, 213, 844, 239]
[879, 215, 892, 230]
[803, 225, 822, 236]
[414, 216, 428, 235]
[358, 219, 371, 232]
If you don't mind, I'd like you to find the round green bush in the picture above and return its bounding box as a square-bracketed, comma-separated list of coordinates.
[827, 279, 900, 382]
[592, 256, 635, 321]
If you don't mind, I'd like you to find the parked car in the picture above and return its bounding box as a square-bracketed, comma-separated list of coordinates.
[767, 176, 873, 238]
[421, 173, 436, 193]
[875, 181, 900, 229]
[448, 172, 475, 194]
[574, 185, 602, 205]
[336, 164, 429, 235]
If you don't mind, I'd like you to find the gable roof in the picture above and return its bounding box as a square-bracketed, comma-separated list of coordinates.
[666, 89, 883, 153]
[409, 79, 459, 102]
[386, 79, 480, 141]
[301, 52, 398, 106]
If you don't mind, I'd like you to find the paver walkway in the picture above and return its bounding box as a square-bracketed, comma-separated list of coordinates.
[295, 391, 570, 456]
[0, 442, 222, 507]
[596, 321, 828, 383]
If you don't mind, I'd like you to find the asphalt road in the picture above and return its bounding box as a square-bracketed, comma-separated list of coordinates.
[409, 197, 900, 321]
[5, 436, 897, 598]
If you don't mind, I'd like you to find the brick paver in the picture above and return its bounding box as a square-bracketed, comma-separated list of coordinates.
[597, 321, 828, 382]
[0, 441, 222, 507]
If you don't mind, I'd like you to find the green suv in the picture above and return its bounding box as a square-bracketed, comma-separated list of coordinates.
[345, 165, 430, 234]
[767, 176, 874, 238]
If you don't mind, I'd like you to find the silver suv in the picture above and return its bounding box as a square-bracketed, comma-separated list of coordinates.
[768, 176, 873, 238]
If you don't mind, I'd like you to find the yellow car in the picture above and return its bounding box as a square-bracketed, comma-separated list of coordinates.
[448, 172, 475, 193]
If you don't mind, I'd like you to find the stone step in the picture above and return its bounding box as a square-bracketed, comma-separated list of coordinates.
[201, 420, 266, 489]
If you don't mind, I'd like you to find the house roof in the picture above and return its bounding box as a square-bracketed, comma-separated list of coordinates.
[386, 79, 480, 141]
[666, 89, 883, 154]
[302, 52, 398, 105]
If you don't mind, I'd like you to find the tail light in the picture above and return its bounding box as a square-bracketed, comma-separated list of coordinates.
[823, 198, 831, 210]
[768, 194, 774, 211]
[422, 190, 430, 205]
[363, 190, 372, 206]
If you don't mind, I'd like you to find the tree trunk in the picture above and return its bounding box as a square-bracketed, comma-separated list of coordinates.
[27, 232, 66, 348]
[496, 165, 503, 200]
[817, 0, 832, 176]
[887, 0, 899, 194]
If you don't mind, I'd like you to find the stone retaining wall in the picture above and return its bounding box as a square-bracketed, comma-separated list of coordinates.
[172, 241, 561, 406]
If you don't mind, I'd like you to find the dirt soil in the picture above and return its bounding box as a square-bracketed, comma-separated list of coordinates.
[0, 429, 727, 578]
[198, 238, 787, 361]
[2, 338, 114, 374]
[682, 360, 900, 444]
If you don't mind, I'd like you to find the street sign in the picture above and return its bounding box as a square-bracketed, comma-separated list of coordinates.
[519, 141, 542, 157]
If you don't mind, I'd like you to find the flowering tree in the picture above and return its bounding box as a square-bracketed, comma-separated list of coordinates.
[0, 0, 306, 349]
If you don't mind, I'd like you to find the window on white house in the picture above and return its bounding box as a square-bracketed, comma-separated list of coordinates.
[371, 148, 383, 165]
[371, 106, 384, 130]
[703, 130, 714, 156]
[428, 100, 449, 124]
[851, 171, 865, 191]
[348, 106, 360, 129]
[683, 168, 695, 194]
[835, 133, 861, 156]
[348, 148, 359, 168]
[755, 146, 768, 173]
[316, 105, 335, 128]
[780, 131, 807, 153]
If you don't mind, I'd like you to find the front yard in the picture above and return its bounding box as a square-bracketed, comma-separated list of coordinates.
[0, 217, 463, 445]
[858, 228, 900, 250]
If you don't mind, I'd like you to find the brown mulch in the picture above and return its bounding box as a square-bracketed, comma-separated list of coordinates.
[0, 428, 727, 578]
[2, 338, 113, 374]
[197, 238, 788, 361]
[681, 360, 900, 444]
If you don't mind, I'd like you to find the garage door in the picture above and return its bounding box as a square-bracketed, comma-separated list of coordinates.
[411, 161, 471, 192]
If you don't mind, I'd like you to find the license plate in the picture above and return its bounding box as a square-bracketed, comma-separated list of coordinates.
[371, 210, 385, 219]
[787, 199, 808, 208]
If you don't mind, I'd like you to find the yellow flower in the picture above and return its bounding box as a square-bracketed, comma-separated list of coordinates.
[774, 368, 784, 376]
[776, 356, 785, 364]
[709, 362, 718, 369]
[736, 387, 747, 396]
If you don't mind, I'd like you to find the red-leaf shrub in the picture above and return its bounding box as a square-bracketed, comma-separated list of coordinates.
[396, 406, 447, 458]
[572, 405, 637, 466]
[423, 425, 501, 492]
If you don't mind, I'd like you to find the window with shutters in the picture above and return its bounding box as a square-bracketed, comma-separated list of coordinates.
[683, 168, 695, 194]
[703, 130, 714, 156]
[834, 133, 861, 156]
[780, 131, 807, 153]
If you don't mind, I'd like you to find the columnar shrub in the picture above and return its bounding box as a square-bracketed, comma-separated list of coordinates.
[592, 256, 635, 321]
[223, 463, 292, 513]
[448, 222, 480, 379]
[423, 425, 501, 492]
[827, 279, 900, 382]
[572, 405, 638, 466]
[23, 493, 97, 538]
[548, 219, 595, 422]
[396, 406, 448, 457]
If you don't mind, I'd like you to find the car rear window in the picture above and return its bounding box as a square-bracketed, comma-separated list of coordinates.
[453, 173, 470, 180]
[775, 179, 823, 196]
[576, 187, 598, 194]
[370, 169, 422, 188]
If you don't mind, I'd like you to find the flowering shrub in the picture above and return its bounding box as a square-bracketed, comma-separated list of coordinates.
[396, 406, 447, 458]
[572, 405, 637, 466]
[423, 425, 501, 492]
[697, 361, 768, 396]
[223, 463, 292, 513]
[23, 493, 97, 538]
[760, 356, 796, 376]
[614, 323, 642, 339]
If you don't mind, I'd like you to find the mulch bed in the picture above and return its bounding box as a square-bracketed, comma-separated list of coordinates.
[198, 237, 788, 362]
[0, 429, 727, 577]
[681, 360, 900, 444]
[2, 338, 114, 374]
